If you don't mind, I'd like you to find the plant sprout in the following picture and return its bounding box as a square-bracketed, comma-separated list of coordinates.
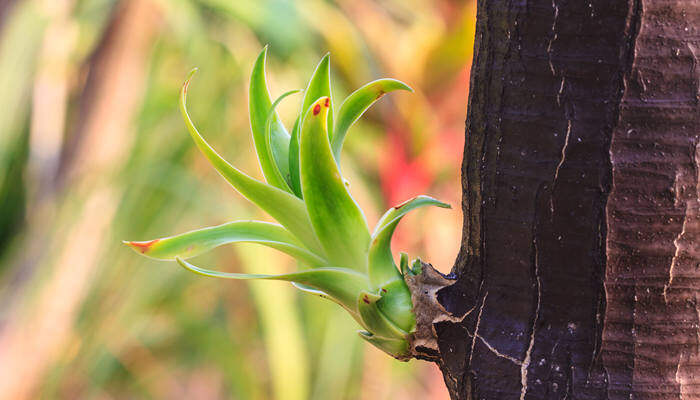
[124, 47, 449, 360]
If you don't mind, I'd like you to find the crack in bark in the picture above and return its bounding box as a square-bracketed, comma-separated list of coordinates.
[664, 142, 700, 303]
[546, 0, 560, 76]
[521, 226, 543, 400]
[467, 330, 523, 366]
[556, 77, 565, 107]
[468, 291, 489, 368]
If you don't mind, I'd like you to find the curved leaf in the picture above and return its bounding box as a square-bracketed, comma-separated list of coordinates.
[124, 221, 327, 268]
[376, 279, 415, 333]
[179, 69, 323, 255]
[357, 291, 408, 340]
[357, 331, 410, 360]
[176, 258, 369, 313]
[372, 195, 450, 237]
[288, 115, 302, 198]
[249, 46, 291, 190]
[300, 97, 370, 271]
[266, 89, 302, 192]
[332, 79, 412, 162]
[301, 54, 333, 139]
[368, 196, 449, 288]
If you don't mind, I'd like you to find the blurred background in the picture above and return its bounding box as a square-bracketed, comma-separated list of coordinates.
[0, 0, 474, 398]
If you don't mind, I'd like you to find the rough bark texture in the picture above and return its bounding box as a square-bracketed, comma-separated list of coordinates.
[428, 0, 700, 398]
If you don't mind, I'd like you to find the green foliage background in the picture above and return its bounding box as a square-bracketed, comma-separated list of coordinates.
[0, 0, 474, 398]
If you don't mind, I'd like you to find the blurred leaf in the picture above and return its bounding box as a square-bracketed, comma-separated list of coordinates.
[300, 97, 369, 271]
[288, 115, 302, 197]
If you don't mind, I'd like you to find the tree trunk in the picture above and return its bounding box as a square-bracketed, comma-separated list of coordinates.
[428, 0, 700, 398]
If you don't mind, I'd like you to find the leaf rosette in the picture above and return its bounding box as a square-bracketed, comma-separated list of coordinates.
[125, 47, 450, 360]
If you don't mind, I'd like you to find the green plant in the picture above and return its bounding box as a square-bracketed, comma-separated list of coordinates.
[124, 47, 449, 360]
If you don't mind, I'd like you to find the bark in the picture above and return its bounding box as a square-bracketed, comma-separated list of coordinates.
[413, 0, 700, 398]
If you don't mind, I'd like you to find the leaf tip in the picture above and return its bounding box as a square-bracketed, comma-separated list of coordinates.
[124, 239, 159, 254]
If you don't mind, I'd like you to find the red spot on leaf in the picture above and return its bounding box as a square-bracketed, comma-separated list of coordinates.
[324, 98, 330, 107]
[392, 197, 416, 210]
[128, 239, 159, 253]
[362, 295, 370, 304]
[313, 104, 321, 115]
[381, 288, 387, 293]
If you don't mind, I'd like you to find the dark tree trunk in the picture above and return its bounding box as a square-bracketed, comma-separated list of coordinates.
[428, 0, 700, 398]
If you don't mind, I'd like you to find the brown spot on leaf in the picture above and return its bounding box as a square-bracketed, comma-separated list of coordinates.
[313, 104, 321, 115]
[363, 295, 370, 304]
[381, 288, 387, 293]
[376, 90, 386, 100]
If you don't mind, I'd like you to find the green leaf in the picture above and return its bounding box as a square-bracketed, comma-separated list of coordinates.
[300, 97, 370, 271]
[368, 221, 404, 289]
[373, 195, 450, 236]
[266, 89, 302, 192]
[179, 69, 323, 255]
[368, 195, 449, 289]
[399, 252, 410, 276]
[249, 46, 291, 190]
[288, 115, 302, 198]
[357, 291, 408, 340]
[357, 331, 410, 360]
[331, 79, 412, 162]
[301, 54, 333, 139]
[376, 279, 415, 333]
[176, 258, 369, 314]
[123, 221, 327, 268]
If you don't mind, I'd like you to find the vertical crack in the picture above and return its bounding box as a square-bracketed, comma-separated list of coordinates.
[664, 142, 699, 303]
[556, 77, 566, 107]
[521, 221, 543, 400]
[550, 119, 572, 214]
[546, 0, 559, 76]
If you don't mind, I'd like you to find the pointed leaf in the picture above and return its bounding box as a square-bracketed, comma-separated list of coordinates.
[357, 291, 408, 340]
[177, 258, 369, 313]
[292, 282, 365, 325]
[373, 195, 450, 237]
[358, 331, 410, 360]
[288, 115, 302, 197]
[300, 97, 370, 270]
[331, 79, 412, 162]
[368, 196, 449, 289]
[180, 69, 323, 255]
[368, 221, 403, 289]
[265, 89, 302, 192]
[124, 221, 327, 268]
[249, 46, 291, 190]
[301, 54, 333, 139]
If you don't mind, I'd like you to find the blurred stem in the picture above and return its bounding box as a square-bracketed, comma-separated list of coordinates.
[238, 246, 310, 400]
